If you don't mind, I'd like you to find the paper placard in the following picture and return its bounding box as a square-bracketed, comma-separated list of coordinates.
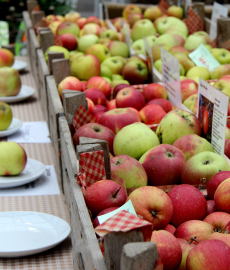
[0, 165, 60, 197]
[97, 200, 136, 225]
[122, 23, 136, 56]
[210, 2, 228, 41]
[161, 47, 182, 108]
[189, 44, 221, 72]
[7, 121, 51, 143]
[143, 36, 154, 83]
[197, 79, 229, 156]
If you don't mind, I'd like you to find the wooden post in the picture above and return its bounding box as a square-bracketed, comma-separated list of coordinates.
[104, 230, 144, 270]
[76, 143, 103, 159]
[217, 17, 230, 48]
[120, 242, 158, 270]
[31, 11, 45, 26]
[39, 29, 54, 54]
[192, 2, 205, 23]
[48, 51, 65, 74]
[79, 137, 111, 180]
[204, 17, 211, 33]
[2, 44, 15, 55]
[27, 0, 38, 15]
[52, 58, 71, 84]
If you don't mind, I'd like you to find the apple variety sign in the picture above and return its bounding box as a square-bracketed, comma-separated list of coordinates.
[161, 48, 182, 108]
[197, 79, 229, 156]
[189, 44, 220, 72]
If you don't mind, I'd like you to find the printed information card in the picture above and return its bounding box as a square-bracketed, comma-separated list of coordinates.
[197, 79, 229, 156]
[161, 47, 182, 108]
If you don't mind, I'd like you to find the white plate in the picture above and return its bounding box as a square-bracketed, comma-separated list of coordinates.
[0, 158, 46, 188]
[12, 60, 28, 72]
[0, 85, 36, 103]
[0, 118, 22, 138]
[0, 211, 71, 258]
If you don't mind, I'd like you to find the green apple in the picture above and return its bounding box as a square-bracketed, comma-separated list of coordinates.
[0, 101, 13, 131]
[77, 34, 99, 53]
[0, 141, 27, 175]
[226, 127, 230, 139]
[183, 93, 198, 112]
[111, 80, 130, 88]
[102, 76, 111, 84]
[101, 56, 126, 75]
[113, 122, 160, 160]
[211, 64, 230, 80]
[100, 65, 113, 79]
[131, 39, 146, 55]
[44, 45, 69, 62]
[173, 53, 195, 73]
[193, 31, 211, 44]
[108, 41, 129, 58]
[155, 33, 178, 49]
[0, 67, 21, 97]
[184, 34, 207, 51]
[100, 29, 120, 41]
[154, 59, 185, 76]
[112, 74, 124, 81]
[186, 66, 210, 81]
[211, 48, 230, 65]
[131, 19, 156, 41]
[85, 43, 110, 63]
[213, 75, 230, 98]
[187, 76, 200, 84]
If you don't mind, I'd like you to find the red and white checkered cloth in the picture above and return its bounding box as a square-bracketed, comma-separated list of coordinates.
[183, 7, 204, 35]
[73, 105, 96, 131]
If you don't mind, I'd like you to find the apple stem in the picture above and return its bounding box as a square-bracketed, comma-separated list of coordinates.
[115, 161, 122, 166]
[0, 105, 6, 111]
[189, 236, 199, 244]
[150, 210, 157, 218]
[198, 178, 206, 190]
[112, 186, 121, 198]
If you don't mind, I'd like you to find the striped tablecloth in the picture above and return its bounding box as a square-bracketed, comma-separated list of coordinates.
[0, 57, 73, 269]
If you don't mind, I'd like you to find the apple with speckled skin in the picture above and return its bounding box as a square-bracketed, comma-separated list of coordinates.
[57, 76, 82, 100]
[0, 101, 13, 131]
[84, 88, 107, 106]
[0, 48, 14, 67]
[142, 83, 168, 102]
[0, 67, 21, 97]
[177, 238, 194, 270]
[147, 99, 174, 113]
[86, 76, 112, 100]
[140, 104, 166, 125]
[214, 178, 230, 213]
[207, 171, 230, 200]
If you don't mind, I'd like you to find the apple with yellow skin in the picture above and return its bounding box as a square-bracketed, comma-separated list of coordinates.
[186, 66, 210, 81]
[82, 23, 101, 37]
[144, 6, 162, 21]
[122, 4, 142, 19]
[0, 67, 21, 96]
[211, 64, 230, 80]
[85, 43, 110, 63]
[213, 75, 230, 98]
[166, 5, 183, 19]
[0, 48, 14, 67]
[56, 21, 80, 37]
[64, 12, 81, 23]
[0, 101, 13, 131]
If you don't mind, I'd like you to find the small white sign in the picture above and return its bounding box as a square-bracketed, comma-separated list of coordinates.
[161, 48, 182, 108]
[97, 200, 136, 225]
[210, 2, 228, 41]
[0, 165, 60, 197]
[143, 36, 154, 83]
[7, 121, 51, 143]
[197, 79, 229, 156]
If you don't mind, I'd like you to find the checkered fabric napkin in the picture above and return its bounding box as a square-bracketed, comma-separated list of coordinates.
[73, 105, 96, 131]
[158, 0, 171, 14]
[77, 150, 106, 192]
[183, 7, 204, 35]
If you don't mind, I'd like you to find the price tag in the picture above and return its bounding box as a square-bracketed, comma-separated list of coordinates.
[197, 79, 229, 156]
[161, 47, 182, 108]
[97, 200, 136, 225]
[189, 44, 221, 72]
[143, 36, 154, 83]
[210, 2, 228, 41]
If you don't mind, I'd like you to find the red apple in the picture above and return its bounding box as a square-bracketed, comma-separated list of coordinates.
[177, 238, 194, 270]
[164, 224, 176, 235]
[93, 207, 119, 228]
[206, 200, 216, 215]
[81, 81, 87, 91]
[139, 144, 186, 186]
[168, 184, 207, 227]
[84, 88, 107, 106]
[142, 83, 168, 102]
[98, 108, 140, 134]
[86, 76, 112, 100]
[151, 230, 182, 270]
[128, 186, 173, 230]
[94, 111, 105, 123]
[180, 79, 198, 102]
[207, 171, 230, 200]
[72, 122, 115, 153]
[128, 107, 141, 121]
[57, 76, 82, 100]
[214, 178, 230, 213]
[84, 180, 127, 217]
[84, 16, 101, 26]
[127, 12, 144, 28]
[203, 212, 230, 232]
[58, 33, 78, 51]
[93, 104, 108, 115]
[112, 83, 130, 99]
[106, 99, 116, 110]
[147, 98, 175, 113]
[86, 97, 94, 114]
[76, 17, 87, 29]
[139, 104, 166, 125]
[225, 139, 230, 159]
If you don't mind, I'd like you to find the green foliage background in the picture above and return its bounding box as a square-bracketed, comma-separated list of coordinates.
[37, 0, 74, 15]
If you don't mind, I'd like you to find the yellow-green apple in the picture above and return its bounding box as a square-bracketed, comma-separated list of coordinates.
[85, 43, 110, 63]
[72, 122, 115, 152]
[115, 87, 146, 110]
[207, 171, 230, 200]
[213, 75, 230, 98]
[139, 104, 166, 125]
[77, 34, 99, 53]
[113, 17, 127, 32]
[206, 200, 216, 215]
[84, 180, 127, 217]
[226, 127, 230, 138]
[151, 230, 182, 270]
[56, 21, 80, 37]
[155, 33, 178, 49]
[211, 64, 230, 80]
[184, 34, 207, 51]
[93, 104, 108, 116]
[108, 41, 129, 58]
[57, 76, 82, 100]
[101, 56, 126, 75]
[173, 53, 195, 73]
[166, 5, 183, 19]
[0, 101, 13, 131]
[0, 141, 27, 175]
[69, 51, 84, 64]
[154, 59, 185, 76]
[44, 45, 69, 61]
[93, 207, 119, 228]
[139, 144, 186, 185]
[147, 98, 175, 113]
[180, 79, 198, 102]
[56, 15, 64, 22]
[84, 88, 107, 106]
[211, 48, 230, 64]
[186, 66, 210, 80]
[100, 29, 120, 41]
[172, 134, 214, 161]
[86, 97, 94, 114]
[100, 65, 113, 79]
[127, 12, 144, 27]
[151, 44, 169, 62]
[168, 184, 207, 227]
[0, 67, 21, 96]
[111, 80, 130, 88]
[128, 186, 173, 229]
[183, 94, 198, 114]
[144, 6, 162, 21]
[82, 23, 101, 37]
[86, 76, 112, 99]
[156, 109, 202, 144]
[112, 74, 124, 81]
[142, 83, 168, 102]
[112, 83, 130, 99]
[110, 154, 148, 189]
[64, 11, 81, 23]
[0, 48, 14, 67]
[193, 31, 212, 44]
[58, 33, 78, 50]
[48, 21, 62, 34]
[76, 17, 87, 29]
[177, 238, 194, 270]
[203, 211, 230, 232]
[84, 16, 101, 26]
[169, 46, 189, 56]
[122, 4, 142, 19]
[122, 60, 149, 85]
[186, 239, 230, 270]
[214, 178, 230, 213]
[113, 122, 159, 159]
[164, 224, 176, 234]
[98, 108, 140, 135]
[45, 14, 58, 25]
[131, 19, 156, 41]
[106, 99, 116, 110]
[71, 54, 101, 81]
[131, 39, 146, 55]
[181, 151, 230, 186]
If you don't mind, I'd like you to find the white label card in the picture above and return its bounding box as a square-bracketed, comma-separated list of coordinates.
[97, 200, 137, 225]
[210, 2, 228, 41]
[197, 79, 229, 156]
[161, 48, 182, 108]
[7, 121, 51, 143]
[143, 36, 154, 83]
[122, 23, 136, 56]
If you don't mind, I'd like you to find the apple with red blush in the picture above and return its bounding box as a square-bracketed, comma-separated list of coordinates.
[93, 207, 119, 228]
[214, 178, 230, 213]
[128, 107, 141, 121]
[93, 104, 108, 115]
[147, 98, 175, 113]
[139, 104, 166, 125]
[164, 224, 176, 235]
[85, 16, 101, 26]
[225, 139, 230, 159]
[86, 97, 95, 114]
[180, 79, 198, 102]
[203, 211, 230, 232]
[142, 83, 168, 102]
[207, 171, 230, 200]
[94, 111, 105, 122]
[112, 83, 130, 99]
[106, 99, 116, 110]
[86, 76, 112, 100]
[177, 238, 194, 270]
[84, 88, 107, 106]
[76, 17, 87, 29]
[57, 76, 82, 100]
[206, 200, 216, 215]
[58, 33, 78, 51]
